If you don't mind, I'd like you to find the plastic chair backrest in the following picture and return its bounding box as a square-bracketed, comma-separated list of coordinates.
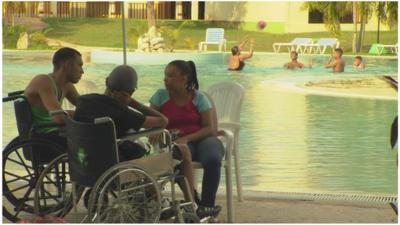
[318, 38, 337, 46]
[65, 116, 119, 187]
[206, 81, 245, 124]
[202, 92, 219, 134]
[292, 38, 312, 45]
[205, 28, 225, 44]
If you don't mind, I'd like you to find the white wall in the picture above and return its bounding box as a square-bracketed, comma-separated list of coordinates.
[204, 1, 393, 33]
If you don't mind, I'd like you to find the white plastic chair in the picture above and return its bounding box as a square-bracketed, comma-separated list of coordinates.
[272, 38, 313, 53]
[62, 79, 97, 110]
[303, 38, 340, 54]
[376, 43, 398, 55]
[198, 28, 227, 52]
[192, 81, 245, 223]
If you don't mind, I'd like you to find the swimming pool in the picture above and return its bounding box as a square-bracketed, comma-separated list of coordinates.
[2, 51, 398, 195]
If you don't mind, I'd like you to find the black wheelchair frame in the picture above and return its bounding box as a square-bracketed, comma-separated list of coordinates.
[2, 90, 76, 222]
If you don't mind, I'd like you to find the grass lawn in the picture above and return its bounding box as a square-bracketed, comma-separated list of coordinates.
[43, 18, 397, 54]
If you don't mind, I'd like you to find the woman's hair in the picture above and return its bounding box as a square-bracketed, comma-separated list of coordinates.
[167, 60, 199, 90]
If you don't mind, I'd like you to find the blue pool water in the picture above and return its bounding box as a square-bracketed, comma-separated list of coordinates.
[2, 51, 398, 194]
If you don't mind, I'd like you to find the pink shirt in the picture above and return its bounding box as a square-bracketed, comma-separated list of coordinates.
[150, 89, 212, 136]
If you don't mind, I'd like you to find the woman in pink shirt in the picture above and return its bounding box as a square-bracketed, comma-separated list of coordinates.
[150, 60, 224, 218]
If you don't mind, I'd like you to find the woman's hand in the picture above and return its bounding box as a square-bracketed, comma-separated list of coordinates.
[174, 137, 189, 144]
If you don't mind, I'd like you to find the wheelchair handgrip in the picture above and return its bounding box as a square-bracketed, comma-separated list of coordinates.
[2, 95, 24, 102]
[8, 90, 24, 96]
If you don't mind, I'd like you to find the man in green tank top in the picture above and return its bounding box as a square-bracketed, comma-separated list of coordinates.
[24, 47, 84, 142]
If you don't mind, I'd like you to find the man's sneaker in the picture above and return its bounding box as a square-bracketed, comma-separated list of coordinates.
[196, 205, 221, 219]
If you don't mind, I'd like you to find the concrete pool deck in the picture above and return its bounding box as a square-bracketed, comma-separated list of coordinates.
[215, 195, 397, 223]
[3, 193, 397, 223]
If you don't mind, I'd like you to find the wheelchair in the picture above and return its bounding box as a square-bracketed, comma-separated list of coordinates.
[2, 91, 80, 222]
[33, 115, 200, 223]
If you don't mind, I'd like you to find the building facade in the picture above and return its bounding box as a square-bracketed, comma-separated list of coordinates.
[3, 1, 394, 33]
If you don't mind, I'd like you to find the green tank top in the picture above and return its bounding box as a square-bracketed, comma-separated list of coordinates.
[31, 74, 64, 134]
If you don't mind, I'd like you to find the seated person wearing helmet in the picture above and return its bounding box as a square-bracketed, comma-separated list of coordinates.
[74, 65, 168, 161]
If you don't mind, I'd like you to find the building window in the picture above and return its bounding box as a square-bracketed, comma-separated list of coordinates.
[308, 10, 323, 23]
[198, 1, 205, 20]
[339, 13, 353, 23]
[182, 1, 191, 19]
[308, 10, 356, 24]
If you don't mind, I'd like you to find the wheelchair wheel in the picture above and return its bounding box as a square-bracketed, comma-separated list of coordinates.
[2, 138, 64, 222]
[33, 153, 84, 219]
[88, 163, 162, 223]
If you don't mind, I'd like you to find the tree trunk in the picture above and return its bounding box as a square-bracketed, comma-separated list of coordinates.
[357, 14, 366, 52]
[352, 2, 357, 53]
[146, 2, 156, 29]
[377, 13, 381, 43]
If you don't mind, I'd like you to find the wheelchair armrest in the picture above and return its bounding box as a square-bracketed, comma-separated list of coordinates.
[119, 128, 170, 143]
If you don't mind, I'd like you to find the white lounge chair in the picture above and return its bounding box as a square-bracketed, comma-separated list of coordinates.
[198, 28, 227, 52]
[376, 43, 398, 55]
[303, 38, 340, 54]
[272, 38, 313, 53]
[193, 81, 245, 223]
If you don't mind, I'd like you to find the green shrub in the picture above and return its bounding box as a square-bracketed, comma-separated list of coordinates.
[127, 22, 148, 47]
[184, 37, 195, 50]
[29, 31, 49, 49]
[2, 25, 27, 49]
[30, 32, 47, 45]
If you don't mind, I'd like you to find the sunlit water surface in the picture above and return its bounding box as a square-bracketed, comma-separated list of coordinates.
[3, 52, 398, 194]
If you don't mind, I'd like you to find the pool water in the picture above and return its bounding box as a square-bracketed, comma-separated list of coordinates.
[2, 52, 398, 194]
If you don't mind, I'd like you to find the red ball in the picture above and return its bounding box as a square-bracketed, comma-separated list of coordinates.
[257, 20, 267, 30]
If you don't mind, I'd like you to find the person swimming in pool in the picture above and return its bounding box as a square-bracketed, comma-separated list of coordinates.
[228, 37, 254, 71]
[284, 51, 304, 69]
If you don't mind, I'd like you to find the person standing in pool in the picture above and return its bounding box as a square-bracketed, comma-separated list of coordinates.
[284, 51, 304, 69]
[228, 36, 254, 71]
[325, 48, 345, 73]
[353, 56, 365, 69]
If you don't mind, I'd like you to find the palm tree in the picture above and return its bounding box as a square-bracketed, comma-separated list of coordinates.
[384, 2, 398, 29]
[352, 2, 357, 53]
[376, 1, 398, 43]
[146, 1, 156, 30]
[376, 2, 385, 43]
[301, 2, 350, 37]
[355, 2, 374, 52]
